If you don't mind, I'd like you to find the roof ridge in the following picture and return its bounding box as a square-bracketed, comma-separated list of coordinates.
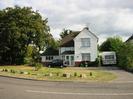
[126, 34, 133, 42]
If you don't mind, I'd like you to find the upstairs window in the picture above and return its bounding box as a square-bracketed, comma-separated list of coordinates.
[81, 38, 90, 47]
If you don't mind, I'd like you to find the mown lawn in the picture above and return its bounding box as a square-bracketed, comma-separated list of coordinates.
[0, 65, 117, 82]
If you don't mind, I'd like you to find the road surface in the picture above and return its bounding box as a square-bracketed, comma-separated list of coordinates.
[0, 76, 133, 99]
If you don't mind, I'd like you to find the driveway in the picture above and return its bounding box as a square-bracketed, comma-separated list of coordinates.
[106, 68, 133, 83]
[97, 66, 133, 82]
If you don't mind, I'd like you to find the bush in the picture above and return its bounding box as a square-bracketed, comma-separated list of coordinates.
[10, 69, 16, 73]
[118, 43, 133, 72]
[34, 63, 43, 71]
[74, 72, 77, 77]
[80, 59, 99, 67]
[3, 69, 8, 72]
[56, 72, 60, 76]
[24, 57, 34, 65]
[90, 72, 93, 76]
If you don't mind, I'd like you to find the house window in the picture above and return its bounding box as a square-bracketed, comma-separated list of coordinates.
[66, 56, 69, 60]
[46, 56, 53, 60]
[82, 53, 91, 61]
[81, 38, 90, 47]
[50, 56, 53, 60]
[105, 55, 114, 60]
[46, 56, 49, 60]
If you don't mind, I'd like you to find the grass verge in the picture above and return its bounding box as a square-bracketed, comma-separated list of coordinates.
[0, 65, 117, 82]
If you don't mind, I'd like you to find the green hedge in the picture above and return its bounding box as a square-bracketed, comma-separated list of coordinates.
[118, 43, 133, 72]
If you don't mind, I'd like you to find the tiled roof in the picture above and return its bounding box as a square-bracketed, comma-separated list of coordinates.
[60, 31, 80, 47]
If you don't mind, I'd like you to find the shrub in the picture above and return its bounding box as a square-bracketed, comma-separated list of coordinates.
[24, 57, 34, 65]
[79, 74, 87, 78]
[74, 72, 77, 77]
[80, 59, 99, 67]
[3, 69, 8, 72]
[34, 63, 43, 71]
[118, 43, 133, 72]
[10, 69, 16, 73]
[62, 73, 71, 78]
[80, 63, 84, 67]
[20, 71, 24, 74]
[56, 72, 60, 76]
[90, 72, 92, 76]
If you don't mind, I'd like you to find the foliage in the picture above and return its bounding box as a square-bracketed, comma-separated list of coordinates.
[33, 63, 43, 71]
[24, 57, 34, 65]
[24, 46, 41, 65]
[100, 36, 123, 53]
[24, 46, 34, 64]
[0, 6, 50, 65]
[74, 72, 77, 77]
[118, 43, 133, 72]
[80, 59, 99, 67]
[45, 33, 59, 48]
[60, 29, 72, 39]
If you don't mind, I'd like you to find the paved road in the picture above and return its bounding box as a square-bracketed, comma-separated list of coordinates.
[0, 76, 133, 99]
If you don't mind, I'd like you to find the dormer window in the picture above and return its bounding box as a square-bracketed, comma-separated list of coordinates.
[81, 38, 90, 47]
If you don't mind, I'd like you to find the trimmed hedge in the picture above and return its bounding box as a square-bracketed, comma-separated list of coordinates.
[118, 43, 133, 72]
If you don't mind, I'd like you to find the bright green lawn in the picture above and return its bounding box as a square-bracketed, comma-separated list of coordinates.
[0, 65, 117, 82]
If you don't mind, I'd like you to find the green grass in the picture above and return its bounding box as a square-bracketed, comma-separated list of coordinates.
[0, 65, 117, 82]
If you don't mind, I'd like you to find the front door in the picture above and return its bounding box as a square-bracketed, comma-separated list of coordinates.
[65, 55, 74, 66]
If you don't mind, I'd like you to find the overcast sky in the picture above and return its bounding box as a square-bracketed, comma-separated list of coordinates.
[0, 0, 133, 44]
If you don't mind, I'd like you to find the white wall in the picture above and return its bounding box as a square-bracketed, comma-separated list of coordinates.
[74, 28, 98, 62]
[41, 56, 60, 62]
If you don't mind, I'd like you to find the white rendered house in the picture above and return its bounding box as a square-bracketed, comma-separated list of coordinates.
[59, 27, 98, 66]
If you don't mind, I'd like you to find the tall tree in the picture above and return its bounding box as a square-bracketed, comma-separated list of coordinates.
[60, 29, 72, 39]
[45, 33, 59, 49]
[100, 36, 123, 53]
[0, 6, 50, 65]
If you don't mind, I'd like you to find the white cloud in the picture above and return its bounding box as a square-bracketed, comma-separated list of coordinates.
[0, 0, 133, 44]
[114, 10, 133, 32]
[0, 0, 14, 8]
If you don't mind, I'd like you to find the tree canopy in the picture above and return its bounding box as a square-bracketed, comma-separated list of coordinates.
[60, 29, 72, 39]
[0, 6, 50, 65]
[99, 36, 123, 53]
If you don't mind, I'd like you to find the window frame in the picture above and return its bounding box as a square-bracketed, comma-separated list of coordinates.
[81, 38, 91, 47]
[82, 53, 91, 61]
